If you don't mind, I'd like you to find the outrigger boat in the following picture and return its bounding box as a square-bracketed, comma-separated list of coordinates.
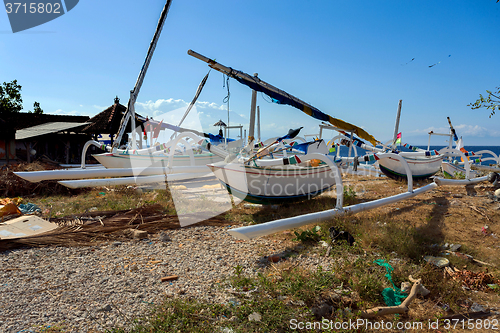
[188, 49, 402, 204]
[14, 0, 229, 187]
[438, 117, 499, 179]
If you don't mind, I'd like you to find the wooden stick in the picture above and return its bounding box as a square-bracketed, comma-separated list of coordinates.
[445, 250, 496, 267]
[467, 204, 492, 222]
[360, 277, 427, 319]
[160, 275, 179, 282]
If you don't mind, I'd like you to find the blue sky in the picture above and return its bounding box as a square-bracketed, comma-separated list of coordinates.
[1, 0, 499, 145]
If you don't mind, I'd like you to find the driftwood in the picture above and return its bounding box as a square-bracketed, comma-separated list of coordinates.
[445, 250, 496, 267]
[360, 276, 429, 319]
[467, 204, 492, 222]
[161, 275, 179, 282]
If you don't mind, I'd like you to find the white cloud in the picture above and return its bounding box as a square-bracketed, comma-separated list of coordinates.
[49, 109, 92, 116]
[135, 98, 230, 120]
[137, 98, 188, 113]
[195, 101, 225, 110]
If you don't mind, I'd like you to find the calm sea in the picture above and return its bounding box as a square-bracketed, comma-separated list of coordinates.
[333, 145, 500, 166]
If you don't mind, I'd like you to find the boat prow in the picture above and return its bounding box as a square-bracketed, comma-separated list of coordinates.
[208, 159, 338, 205]
[377, 154, 443, 180]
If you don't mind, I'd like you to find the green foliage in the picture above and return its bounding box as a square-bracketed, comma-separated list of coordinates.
[292, 225, 321, 242]
[343, 185, 357, 206]
[30, 101, 43, 114]
[0, 80, 23, 115]
[0, 80, 43, 115]
[468, 86, 500, 118]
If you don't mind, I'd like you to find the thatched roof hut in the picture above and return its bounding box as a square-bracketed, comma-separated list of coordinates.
[81, 97, 145, 135]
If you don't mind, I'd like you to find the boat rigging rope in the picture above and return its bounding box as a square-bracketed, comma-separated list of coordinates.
[223, 72, 231, 136]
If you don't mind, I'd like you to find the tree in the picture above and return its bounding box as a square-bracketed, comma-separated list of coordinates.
[0, 80, 44, 115]
[0, 80, 23, 115]
[30, 101, 44, 114]
[468, 86, 500, 118]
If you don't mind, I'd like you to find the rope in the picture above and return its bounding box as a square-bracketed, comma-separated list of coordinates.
[373, 259, 408, 306]
[223, 73, 231, 136]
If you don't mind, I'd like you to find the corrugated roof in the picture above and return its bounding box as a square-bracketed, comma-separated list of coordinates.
[15, 122, 89, 140]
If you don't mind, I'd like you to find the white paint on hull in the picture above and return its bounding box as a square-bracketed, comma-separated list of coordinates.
[378, 155, 443, 178]
[93, 152, 223, 169]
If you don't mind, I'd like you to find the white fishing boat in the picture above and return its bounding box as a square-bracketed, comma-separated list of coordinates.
[14, 1, 226, 186]
[188, 50, 385, 203]
[93, 151, 221, 169]
[430, 117, 499, 179]
[208, 157, 337, 204]
[377, 154, 443, 180]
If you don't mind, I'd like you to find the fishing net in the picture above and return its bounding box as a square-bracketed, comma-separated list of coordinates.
[374, 259, 408, 306]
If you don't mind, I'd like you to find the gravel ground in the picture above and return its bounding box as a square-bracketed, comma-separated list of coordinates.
[0, 224, 336, 333]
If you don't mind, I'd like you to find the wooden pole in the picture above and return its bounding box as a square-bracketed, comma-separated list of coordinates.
[257, 106, 261, 142]
[248, 73, 258, 143]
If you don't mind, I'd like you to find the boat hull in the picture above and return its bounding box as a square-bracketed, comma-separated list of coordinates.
[377, 155, 443, 180]
[93, 152, 222, 169]
[208, 161, 337, 204]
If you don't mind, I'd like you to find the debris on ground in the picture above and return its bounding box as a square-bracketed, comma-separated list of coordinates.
[0, 204, 232, 252]
[0, 215, 57, 240]
[445, 250, 496, 267]
[445, 266, 500, 291]
[160, 275, 179, 282]
[329, 227, 355, 246]
[373, 259, 408, 306]
[361, 275, 429, 319]
[424, 255, 450, 268]
[0, 162, 84, 197]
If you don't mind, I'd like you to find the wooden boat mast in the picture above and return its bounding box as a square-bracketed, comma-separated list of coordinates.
[112, 0, 173, 153]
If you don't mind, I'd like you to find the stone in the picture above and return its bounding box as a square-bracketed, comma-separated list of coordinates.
[248, 312, 261, 322]
[470, 303, 487, 312]
[1, 224, 337, 332]
[158, 231, 171, 242]
[98, 304, 112, 312]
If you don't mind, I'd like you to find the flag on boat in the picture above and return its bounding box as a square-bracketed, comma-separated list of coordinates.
[395, 132, 402, 145]
[153, 120, 163, 139]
